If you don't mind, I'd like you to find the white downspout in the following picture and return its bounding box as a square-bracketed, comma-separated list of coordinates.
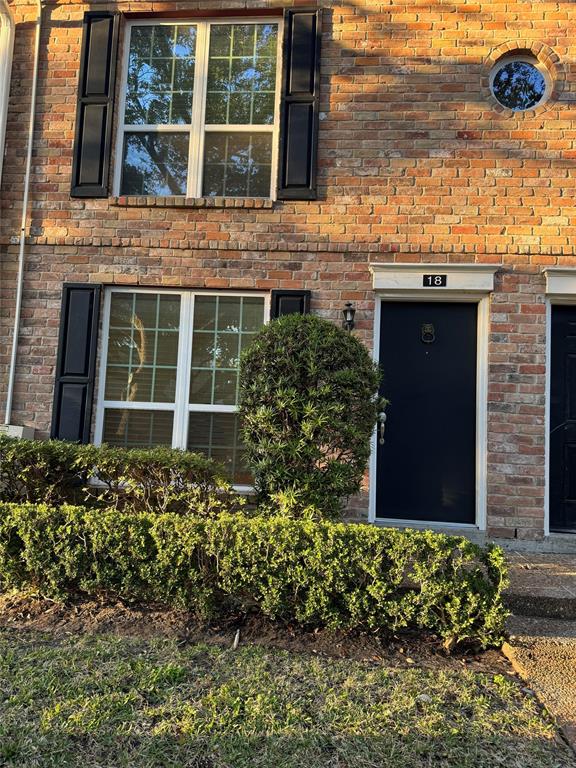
[4, 0, 43, 425]
[0, 0, 15, 184]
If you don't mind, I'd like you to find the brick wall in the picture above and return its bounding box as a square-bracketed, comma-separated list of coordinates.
[2, 0, 576, 538]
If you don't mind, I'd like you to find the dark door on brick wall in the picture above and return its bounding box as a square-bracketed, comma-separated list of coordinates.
[550, 306, 576, 532]
[376, 301, 477, 524]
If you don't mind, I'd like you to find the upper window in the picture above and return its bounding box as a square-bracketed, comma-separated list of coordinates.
[489, 55, 550, 112]
[116, 20, 280, 198]
[96, 289, 269, 485]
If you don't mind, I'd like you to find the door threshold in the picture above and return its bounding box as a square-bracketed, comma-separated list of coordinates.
[550, 529, 576, 535]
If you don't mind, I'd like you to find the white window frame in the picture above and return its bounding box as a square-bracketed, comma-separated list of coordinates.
[94, 287, 271, 490]
[113, 17, 284, 199]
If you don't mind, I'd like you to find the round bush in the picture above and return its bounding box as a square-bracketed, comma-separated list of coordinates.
[239, 313, 383, 518]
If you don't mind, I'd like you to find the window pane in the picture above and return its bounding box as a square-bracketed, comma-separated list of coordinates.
[106, 329, 132, 365]
[109, 294, 133, 327]
[105, 292, 180, 403]
[256, 23, 277, 57]
[158, 294, 181, 329]
[156, 331, 180, 365]
[242, 297, 265, 332]
[175, 26, 196, 57]
[214, 333, 241, 368]
[232, 24, 255, 57]
[190, 369, 213, 404]
[190, 295, 265, 405]
[218, 296, 241, 331]
[103, 409, 174, 448]
[154, 368, 179, 402]
[187, 412, 251, 484]
[191, 332, 214, 369]
[209, 25, 232, 57]
[121, 133, 189, 196]
[194, 296, 217, 330]
[491, 59, 547, 111]
[125, 24, 196, 125]
[205, 23, 278, 126]
[213, 370, 238, 404]
[202, 133, 272, 198]
[135, 293, 160, 328]
[152, 26, 175, 57]
[240, 332, 257, 355]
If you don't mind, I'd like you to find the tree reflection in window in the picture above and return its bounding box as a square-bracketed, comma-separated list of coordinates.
[118, 21, 278, 198]
[125, 25, 196, 126]
[121, 133, 189, 196]
[491, 59, 547, 111]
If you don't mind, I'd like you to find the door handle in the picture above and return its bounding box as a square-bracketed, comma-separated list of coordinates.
[378, 410, 387, 445]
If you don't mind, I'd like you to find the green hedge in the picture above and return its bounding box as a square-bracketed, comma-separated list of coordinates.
[0, 503, 508, 649]
[0, 436, 240, 516]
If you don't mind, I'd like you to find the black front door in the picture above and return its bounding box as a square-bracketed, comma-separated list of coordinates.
[376, 301, 477, 524]
[550, 306, 576, 532]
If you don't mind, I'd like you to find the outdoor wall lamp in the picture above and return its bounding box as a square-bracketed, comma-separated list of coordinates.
[342, 303, 356, 332]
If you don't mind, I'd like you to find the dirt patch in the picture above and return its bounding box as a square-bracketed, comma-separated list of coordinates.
[0, 590, 189, 639]
[0, 590, 511, 674]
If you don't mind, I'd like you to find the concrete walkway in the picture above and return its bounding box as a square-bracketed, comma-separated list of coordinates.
[504, 551, 576, 751]
[505, 551, 576, 619]
[504, 617, 576, 750]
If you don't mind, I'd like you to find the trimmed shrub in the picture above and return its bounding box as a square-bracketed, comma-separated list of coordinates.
[80, 444, 241, 516]
[239, 314, 383, 518]
[0, 503, 508, 649]
[0, 436, 240, 516]
[0, 436, 85, 505]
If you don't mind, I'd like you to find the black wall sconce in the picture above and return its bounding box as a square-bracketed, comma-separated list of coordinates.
[342, 302, 356, 332]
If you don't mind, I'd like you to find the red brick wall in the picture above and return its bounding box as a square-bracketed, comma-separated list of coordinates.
[2, 0, 576, 537]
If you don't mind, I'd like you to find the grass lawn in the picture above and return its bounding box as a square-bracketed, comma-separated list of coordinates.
[0, 628, 573, 768]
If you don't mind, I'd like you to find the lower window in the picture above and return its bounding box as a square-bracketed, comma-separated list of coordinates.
[95, 289, 268, 484]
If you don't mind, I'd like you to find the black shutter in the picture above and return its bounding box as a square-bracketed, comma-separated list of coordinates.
[277, 8, 322, 200]
[71, 12, 119, 198]
[51, 284, 101, 443]
[271, 290, 311, 318]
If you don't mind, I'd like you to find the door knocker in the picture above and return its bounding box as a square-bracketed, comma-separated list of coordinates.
[421, 323, 435, 344]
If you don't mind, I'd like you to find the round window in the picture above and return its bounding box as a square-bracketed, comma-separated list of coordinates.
[490, 56, 550, 111]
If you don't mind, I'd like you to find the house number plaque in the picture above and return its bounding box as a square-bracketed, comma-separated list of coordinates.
[422, 274, 447, 287]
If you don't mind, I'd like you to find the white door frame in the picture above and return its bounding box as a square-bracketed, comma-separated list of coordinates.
[544, 297, 552, 538]
[542, 268, 576, 537]
[367, 263, 497, 530]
